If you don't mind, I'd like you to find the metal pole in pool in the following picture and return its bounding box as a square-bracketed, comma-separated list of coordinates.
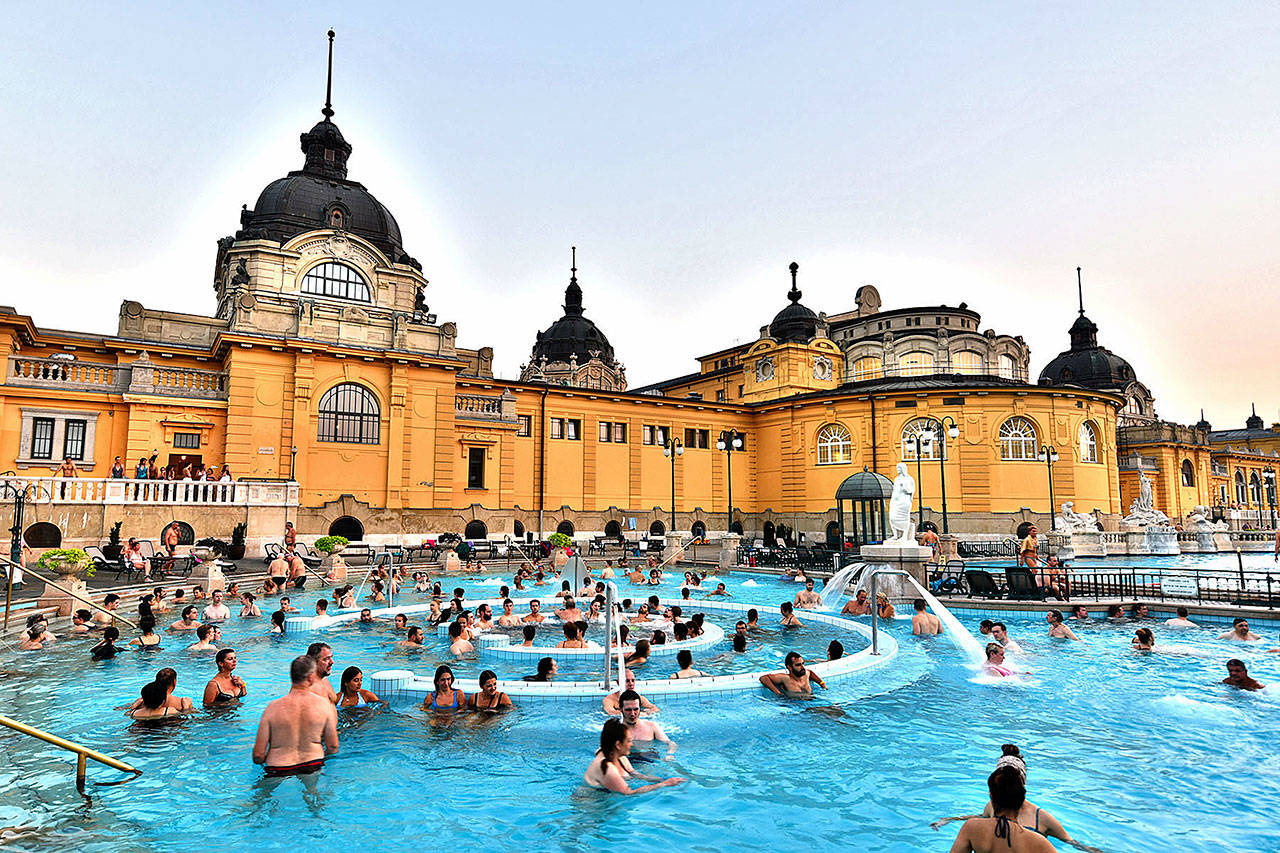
[870, 572, 880, 655]
[1237, 548, 1245, 599]
[603, 583, 614, 691]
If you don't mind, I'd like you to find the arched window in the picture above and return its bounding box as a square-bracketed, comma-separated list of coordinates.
[318, 383, 381, 444]
[1126, 396, 1145, 417]
[23, 521, 61, 548]
[329, 516, 364, 541]
[998, 354, 1017, 379]
[901, 418, 945, 460]
[1181, 459, 1195, 487]
[464, 520, 488, 540]
[513, 519, 526, 538]
[730, 520, 744, 535]
[1250, 472, 1262, 505]
[648, 520, 666, 536]
[952, 351, 983, 375]
[301, 261, 371, 302]
[899, 351, 934, 377]
[556, 520, 575, 537]
[328, 209, 344, 229]
[816, 424, 852, 465]
[852, 356, 883, 382]
[691, 520, 707, 539]
[1078, 422, 1099, 463]
[1235, 471, 1247, 504]
[825, 520, 841, 547]
[999, 417, 1038, 461]
[604, 520, 621, 538]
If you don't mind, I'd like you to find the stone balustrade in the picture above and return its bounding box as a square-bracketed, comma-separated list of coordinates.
[454, 390, 517, 422]
[1, 475, 297, 507]
[4, 355, 229, 400]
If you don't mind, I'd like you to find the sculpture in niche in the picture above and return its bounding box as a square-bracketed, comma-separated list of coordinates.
[887, 462, 916, 543]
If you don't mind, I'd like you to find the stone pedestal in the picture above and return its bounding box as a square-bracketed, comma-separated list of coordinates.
[440, 551, 461, 572]
[717, 534, 740, 574]
[553, 548, 569, 571]
[1211, 532, 1233, 552]
[858, 542, 932, 603]
[937, 534, 959, 563]
[1120, 525, 1178, 556]
[38, 575, 88, 617]
[324, 553, 348, 583]
[1066, 531, 1106, 557]
[662, 537, 685, 564]
[191, 559, 226, 594]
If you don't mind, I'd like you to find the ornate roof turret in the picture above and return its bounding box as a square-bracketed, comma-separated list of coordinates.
[529, 248, 617, 367]
[1246, 403, 1264, 431]
[768, 261, 820, 343]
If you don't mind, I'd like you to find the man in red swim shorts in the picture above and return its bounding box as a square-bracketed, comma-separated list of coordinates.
[253, 655, 338, 784]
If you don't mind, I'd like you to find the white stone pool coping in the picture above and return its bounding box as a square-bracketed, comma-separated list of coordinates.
[349, 598, 899, 705]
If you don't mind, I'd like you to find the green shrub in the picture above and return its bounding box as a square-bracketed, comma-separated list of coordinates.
[314, 536, 349, 555]
[36, 548, 95, 578]
[548, 532, 573, 549]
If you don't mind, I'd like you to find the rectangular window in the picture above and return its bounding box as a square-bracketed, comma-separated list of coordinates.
[612, 422, 627, 443]
[467, 447, 485, 489]
[550, 418, 564, 440]
[566, 419, 581, 440]
[716, 389, 726, 402]
[643, 425, 654, 445]
[599, 421, 612, 442]
[737, 385, 744, 397]
[683, 428, 709, 449]
[655, 426, 669, 446]
[62, 420, 87, 461]
[517, 415, 532, 437]
[31, 418, 55, 460]
[173, 432, 201, 449]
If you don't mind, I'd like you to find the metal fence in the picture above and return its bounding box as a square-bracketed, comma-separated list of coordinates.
[928, 561, 1279, 608]
[957, 539, 1019, 559]
[736, 545, 837, 571]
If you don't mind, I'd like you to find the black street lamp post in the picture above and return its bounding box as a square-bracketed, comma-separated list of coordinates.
[661, 436, 684, 536]
[1039, 445, 1060, 530]
[936, 416, 960, 534]
[910, 432, 933, 530]
[1265, 469, 1277, 530]
[716, 430, 745, 535]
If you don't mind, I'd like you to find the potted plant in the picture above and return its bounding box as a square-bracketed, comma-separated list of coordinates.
[195, 537, 230, 558]
[228, 522, 248, 560]
[315, 535, 350, 582]
[314, 535, 349, 556]
[548, 531, 573, 569]
[36, 548, 94, 579]
[103, 521, 123, 560]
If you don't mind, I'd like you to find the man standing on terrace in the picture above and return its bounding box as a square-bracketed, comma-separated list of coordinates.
[1018, 525, 1039, 568]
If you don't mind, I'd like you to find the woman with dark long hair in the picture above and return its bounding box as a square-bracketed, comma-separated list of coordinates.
[583, 718, 685, 794]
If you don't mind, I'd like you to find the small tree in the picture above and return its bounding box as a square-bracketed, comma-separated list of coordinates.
[230, 522, 247, 547]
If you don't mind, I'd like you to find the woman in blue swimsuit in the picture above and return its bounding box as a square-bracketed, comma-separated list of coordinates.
[422, 664, 465, 711]
[336, 666, 381, 708]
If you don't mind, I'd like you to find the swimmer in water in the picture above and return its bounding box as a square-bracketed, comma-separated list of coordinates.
[603, 668, 659, 714]
[1069, 605, 1090, 621]
[1045, 610, 1080, 641]
[1164, 606, 1196, 627]
[779, 601, 803, 627]
[497, 599, 520, 627]
[669, 649, 705, 679]
[947, 765, 1055, 852]
[583, 718, 685, 794]
[991, 622, 1024, 652]
[1222, 658, 1265, 691]
[706, 582, 730, 597]
[876, 592, 895, 619]
[1131, 627, 1154, 651]
[617, 690, 676, 756]
[336, 666, 381, 708]
[842, 589, 871, 616]
[469, 669, 513, 710]
[448, 622, 474, 656]
[523, 600, 546, 624]
[758, 651, 825, 698]
[397, 626, 425, 649]
[911, 598, 944, 635]
[983, 643, 1016, 678]
[1219, 618, 1262, 642]
[794, 578, 822, 610]
[170, 605, 200, 632]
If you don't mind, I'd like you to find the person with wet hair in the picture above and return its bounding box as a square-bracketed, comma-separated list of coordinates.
[523, 656, 557, 682]
[1223, 658, 1264, 691]
[948, 765, 1054, 852]
[583, 717, 685, 794]
[128, 667, 194, 718]
[91, 626, 123, 660]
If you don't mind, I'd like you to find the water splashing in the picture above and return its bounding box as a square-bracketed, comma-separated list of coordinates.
[819, 563, 866, 609]
[900, 573, 987, 666]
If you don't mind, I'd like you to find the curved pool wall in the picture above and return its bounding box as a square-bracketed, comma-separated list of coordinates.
[289, 597, 898, 704]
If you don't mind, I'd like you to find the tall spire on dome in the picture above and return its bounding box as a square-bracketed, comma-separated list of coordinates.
[322, 28, 336, 119]
[1077, 266, 1084, 315]
[299, 29, 352, 180]
[563, 246, 584, 316]
[1068, 266, 1098, 350]
[788, 261, 802, 303]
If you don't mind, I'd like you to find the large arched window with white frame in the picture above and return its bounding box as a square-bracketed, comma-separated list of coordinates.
[952, 350, 983, 375]
[899, 351, 934, 377]
[1235, 470, 1247, 504]
[816, 423, 852, 466]
[852, 356, 883, 382]
[901, 417, 946, 460]
[301, 261, 372, 302]
[317, 383, 381, 444]
[1250, 472, 1263, 505]
[998, 354, 1017, 379]
[999, 417, 1038, 461]
[1078, 421, 1099, 463]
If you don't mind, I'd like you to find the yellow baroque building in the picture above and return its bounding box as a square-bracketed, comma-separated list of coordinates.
[0, 91, 1147, 552]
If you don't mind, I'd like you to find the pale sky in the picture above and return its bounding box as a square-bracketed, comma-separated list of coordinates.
[4, 3, 1278, 429]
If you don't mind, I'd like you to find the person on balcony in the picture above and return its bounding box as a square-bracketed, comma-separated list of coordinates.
[135, 457, 149, 478]
[220, 466, 234, 482]
[109, 456, 125, 478]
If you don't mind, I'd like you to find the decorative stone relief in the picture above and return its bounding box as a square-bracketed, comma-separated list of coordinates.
[755, 356, 775, 382]
[813, 355, 833, 381]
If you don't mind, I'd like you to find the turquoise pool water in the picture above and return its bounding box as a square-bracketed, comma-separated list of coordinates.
[1, 570, 1277, 852]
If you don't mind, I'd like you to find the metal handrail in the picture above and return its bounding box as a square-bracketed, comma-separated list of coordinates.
[2, 556, 140, 632]
[0, 712, 141, 792]
[868, 567, 910, 655]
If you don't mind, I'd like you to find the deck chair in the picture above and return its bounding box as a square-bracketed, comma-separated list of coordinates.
[293, 544, 322, 569]
[1005, 567, 1047, 601]
[964, 569, 1005, 599]
[263, 542, 285, 564]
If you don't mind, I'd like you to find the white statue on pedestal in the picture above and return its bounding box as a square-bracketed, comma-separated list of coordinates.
[887, 462, 916, 543]
[1057, 501, 1100, 533]
[1186, 505, 1228, 532]
[1122, 473, 1171, 527]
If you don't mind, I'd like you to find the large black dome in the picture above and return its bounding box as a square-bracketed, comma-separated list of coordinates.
[235, 118, 414, 267]
[768, 262, 820, 343]
[531, 266, 616, 365]
[1038, 312, 1137, 388]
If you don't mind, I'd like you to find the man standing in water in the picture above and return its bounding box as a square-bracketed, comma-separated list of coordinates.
[794, 578, 822, 610]
[1222, 659, 1265, 691]
[911, 599, 944, 635]
[307, 642, 337, 702]
[253, 655, 338, 780]
[759, 651, 826, 698]
[603, 668, 659, 714]
[841, 589, 872, 616]
[617, 690, 676, 757]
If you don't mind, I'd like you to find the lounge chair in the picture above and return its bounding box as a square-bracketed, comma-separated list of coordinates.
[1006, 567, 1047, 601]
[263, 542, 286, 564]
[964, 569, 1004, 599]
[293, 544, 322, 570]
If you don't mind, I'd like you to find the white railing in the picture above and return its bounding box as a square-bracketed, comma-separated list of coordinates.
[150, 366, 227, 400]
[7, 356, 128, 392]
[455, 394, 504, 420]
[0, 476, 297, 507]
